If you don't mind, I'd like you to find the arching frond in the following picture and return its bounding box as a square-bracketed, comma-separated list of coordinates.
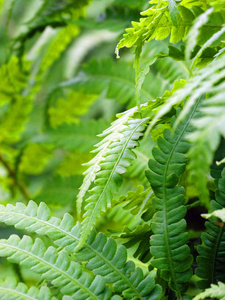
[0, 277, 54, 300]
[0, 201, 162, 300]
[0, 235, 111, 300]
[79, 116, 149, 248]
[76, 106, 138, 215]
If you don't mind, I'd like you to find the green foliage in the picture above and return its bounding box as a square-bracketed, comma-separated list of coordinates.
[0, 0, 225, 299]
[146, 103, 202, 297]
[196, 168, 225, 289]
[193, 282, 225, 300]
[78, 114, 149, 248]
[0, 277, 55, 300]
[0, 200, 162, 299]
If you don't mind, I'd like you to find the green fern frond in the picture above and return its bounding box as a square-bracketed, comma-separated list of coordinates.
[185, 7, 214, 61]
[69, 58, 158, 104]
[0, 235, 111, 299]
[119, 185, 153, 217]
[193, 282, 225, 300]
[76, 106, 139, 215]
[48, 91, 97, 128]
[39, 119, 109, 152]
[186, 56, 225, 203]
[41, 24, 79, 72]
[116, 1, 195, 54]
[0, 277, 54, 300]
[0, 57, 32, 144]
[195, 168, 225, 288]
[79, 116, 149, 248]
[0, 201, 162, 300]
[146, 99, 202, 297]
[19, 143, 52, 175]
[34, 176, 83, 206]
[149, 52, 225, 132]
[76, 230, 162, 300]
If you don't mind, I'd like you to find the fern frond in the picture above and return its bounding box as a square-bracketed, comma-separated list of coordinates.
[186, 65, 225, 203]
[39, 119, 109, 152]
[48, 91, 97, 128]
[0, 277, 54, 300]
[193, 282, 225, 300]
[146, 99, 202, 297]
[0, 201, 162, 300]
[19, 143, 52, 175]
[119, 185, 153, 217]
[195, 168, 225, 288]
[41, 24, 79, 72]
[76, 106, 137, 215]
[116, 1, 196, 54]
[68, 58, 158, 104]
[79, 116, 149, 248]
[34, 176, 83, 206]
[0, 235, 111, 299]
[0, 57, 32, 144]
[185, 7, 214, 61]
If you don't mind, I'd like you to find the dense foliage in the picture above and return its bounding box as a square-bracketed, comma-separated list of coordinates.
[0, 0, 225, 299]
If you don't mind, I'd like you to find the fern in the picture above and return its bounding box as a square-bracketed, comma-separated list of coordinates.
[0, 200, 162, 300]
[78, 115, 149, 248]
[48, 91, 97, 128]
[116, 1, 196, 54]
[193, 282, 225, 300]
[185, 7, 214, 61]
[71, 58, 158, 105]
[146, 98, 202, 297]
[0, 277, 55, 300]
[196, 169, 225, 288]
[39, 120, 109, 152]
[41, 24, 80, 72]
[0, 235, 112, 299]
